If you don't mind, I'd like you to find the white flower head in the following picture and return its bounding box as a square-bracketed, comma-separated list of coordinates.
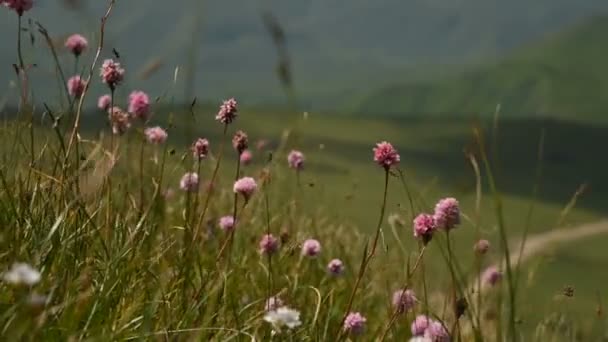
[2, 262, 41, 286]
[263, 306, 302, 332]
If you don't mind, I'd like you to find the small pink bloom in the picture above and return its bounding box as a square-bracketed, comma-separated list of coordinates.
[179, 172, 199, 192]
[232, 130, 248, 154]
[100, 59, 125, 89]
[218, 216, 235, 232]
[411, 315, 431, 336]
[343, 312, 366, 335]
[144, 126, 168, 144]
[424, 321, 450, 342]
[4, 0, 32, 16]
[413, 213, 436, 244]
[373, 141, 400, 169]
[259, 234, 279, 255]
[287, 150, 305, 170]
[240, 150, 253, 165]
[474, 239, 490, 255]
[191, 138, 210, 160]
[392, 289, 417, 314]
[233, 177, 257, 200]
[97, 94, 111, 110]
[128, 90, 150, 120]
[64, 34, 88, 56]
[434, 197, 460, 230]
[67, 76, 85, 98]
[216, 98, 238, 124]
[482, 266, 502, 286]
[264, 296, 283, 311]
[301, 239, 321, 258]
[108, 107, 131, 135]
[327, 259, 344, 276]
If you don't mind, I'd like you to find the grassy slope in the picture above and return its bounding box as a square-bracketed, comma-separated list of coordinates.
[357, 16, 608, 122]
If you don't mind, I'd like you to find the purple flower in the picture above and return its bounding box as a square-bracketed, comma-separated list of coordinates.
[232, 130, 248, 154]
[233, 177, 257, 201]
[373, 141, 400, 169]
[259, 234, 279, 255]
[327, 259, 344, 276]
[179, 172, 199, 192]
[216, 98, 238, 124]
[482, 266, 502, 286]
[392, 289, 417, 314]
[100, 59, 125, 90]
[128, 90, 150, 120]
[65, 34, 88, 56]
[240, 150, 253, 165]
[67, 76, 85, 98]
[144, 126, 167, 144]
[218, 216, 235, 232]
[474, 239, 490, 255]
[413, 213, 436, 244]
[411, 315, 431, 336]
[287, 150, 305, 170]
[97, 94, 111, 110]
[301, 239, 321, 258]
[108, 107, 131, 135]
[191, 138, 210, 160]
[433, 197, 460, 230]
[343, 312, 366, 335]
[424, 321, 450, 342]
[3, 0, 32, 16]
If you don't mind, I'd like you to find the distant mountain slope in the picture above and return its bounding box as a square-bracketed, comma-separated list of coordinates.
[1, 0, 607, 107]
[357, 16, 608, 121]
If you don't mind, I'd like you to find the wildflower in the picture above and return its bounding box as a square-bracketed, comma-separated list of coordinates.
[215, 98, 237, 124]
[179, 172, 199, 192]
[2, 262, 40, 286]
[373, 141, 400, 169]
[482, 266, 502, 286]
[240, 150, 252, 165]
[3, 0, 32, 16]
[264, 306, 302, 331]
[264, 296, 283, 311]
[233, 177, 257, 201]
[128, 90, 150, 120]
[67, 76, 85, 98]
[64, 34, 88, 56]
[259, 234, 279, 255]
[301, 239, 321, 258]
[343, 312, 366, 335]
[474, 239, 490, 255]
[97, 94, 111, 110]
[413, 213, 436, 244]
[287, 150, 305, 170]
[191, 138, 209, 160]
[108, 107, 131, 135]
[411, 315, 431, 336]
[392, 289, 417, 314]
[100, 59, 125, 89]
[218, 216, 235, 232]
[232, 130, 248, 154]
[144, 126, 167, 144]
[327, 259, 344, 276]
[433, 197, 460, 230]
[424, 321, 450, 342]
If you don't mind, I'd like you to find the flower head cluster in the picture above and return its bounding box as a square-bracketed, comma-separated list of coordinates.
[343, 312, 367, 335]
[240, 150, 252, 165]
[233, 177, 257, 200]
[218, 216, 235, 232]
[287, 150, 305, 170]
[232, 130, 248, 154]
[2, 262, 40, 286]
[100, 59, 125, 89]
[179, 172, 199, 192]
[2, 0, 33, 16]
[482, 266, 502, 286]
[327, 259, 344, 276]
[392, 289, 417, 314]
[259, 234, 279, 255]
[263, 306, 301, 332]
[65, 34, 88, 56]
[301, 239, 321, 258]
[411, 315, 449, 341]
[433, 197, 460, 230]
[128, 90, 150, 120]
[108, 107, 131, 135]
[216, 98, 238, 124]
[144, 126, 167, 144]
[191, 138, 209, 160]
[98, 94, 111, 110]
[67, 76, 86, 98]
[413, 213, 436, 244]
[373, 141, 400, 169]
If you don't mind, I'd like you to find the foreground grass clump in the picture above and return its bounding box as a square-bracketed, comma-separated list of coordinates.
[0, 1, 607, 341]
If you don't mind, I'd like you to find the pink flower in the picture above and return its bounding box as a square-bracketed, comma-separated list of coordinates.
[259, 234, 279, 255]
[343, 312, 366, 335]
[64, 34, 88, 56]
[482, 266, 502, 286]
[392, 289, 417, 314]
[373, 141, 400, 169]
[411, 315, 431, 336]
[240, 150, 253, 165]
[108, 107, 131, 135]
[216, 98, 238, 124]
[327, 259, 344, 276]
[100, 59, 125, 89]
[3, 0, 32, 16]
[97, 94, 111, 110]
[264, 296, 283, 311]
[287, 150, 305, 170]
[144, 126, 167, 144]
[413, 213, 436, 244]
[474, 239, 490, 255]
[301, 239, 321, 258]
[179, 172, 199, 192]
[232, 130, 248, 154]
[433, 197, 460, 230]
[424, 321, 450, 342]
[67, 76, 85, 98]
[233, 177, 257, 200]
[191, 138, 210, 160]
[128, 90, 150, 120]
[218, 216, 235, 232]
